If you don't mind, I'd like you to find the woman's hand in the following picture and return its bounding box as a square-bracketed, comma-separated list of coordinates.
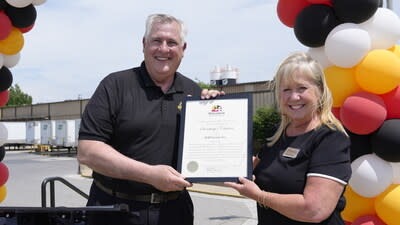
[224, 176, 261, 201]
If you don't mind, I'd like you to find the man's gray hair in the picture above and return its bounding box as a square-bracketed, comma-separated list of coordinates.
[144, 14, 187, 45]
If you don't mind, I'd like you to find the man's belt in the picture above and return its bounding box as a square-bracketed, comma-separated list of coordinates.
[94, 180, 181, 204]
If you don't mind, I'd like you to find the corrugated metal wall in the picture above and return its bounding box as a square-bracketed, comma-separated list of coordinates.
[0, 82, 276, 121]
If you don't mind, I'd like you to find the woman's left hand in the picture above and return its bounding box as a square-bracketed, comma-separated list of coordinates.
[224, 177, 261, 200]
[201, 89, 225, 99]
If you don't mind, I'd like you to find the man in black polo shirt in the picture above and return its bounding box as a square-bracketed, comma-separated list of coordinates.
[78, 14, 211, 225]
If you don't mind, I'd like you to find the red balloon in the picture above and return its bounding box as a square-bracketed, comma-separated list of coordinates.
[340, 92, 387, 135]
[331, 107, 341, 121]
[0, 11, 12, 40]
[307, 0, 333, 6]
[345, 221, 352, 225]
[380, 85, 400, 119]
[18, 23, 34, 33]
[352, 214, 386, 225]
[0, 162, 9, 186]
[0, 90, 9, 107]
[277, 0, 311, 28]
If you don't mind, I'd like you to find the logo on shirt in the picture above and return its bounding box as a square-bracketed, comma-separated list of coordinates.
[282, 147, 300, 158]
[177, 102, 182, 111]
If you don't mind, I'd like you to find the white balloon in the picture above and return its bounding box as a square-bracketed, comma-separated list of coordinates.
[360, 8, 400, 50]
[325, 23, 371, 68]
[5, 0, 33, 8]
[0, 123, 8, 146]
[307, 47, 333, 69]
[349, 153, 393, 198]
[0, 54, 4, 68]
[3, 53, 20, 68]
[392, 162, 400, 184]
[32, 0, 47, 6]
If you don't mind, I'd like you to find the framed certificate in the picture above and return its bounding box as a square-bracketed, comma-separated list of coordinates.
[177, 93, 253, 182]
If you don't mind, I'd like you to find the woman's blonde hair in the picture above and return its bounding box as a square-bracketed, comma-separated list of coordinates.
[267, 52, 346, 146]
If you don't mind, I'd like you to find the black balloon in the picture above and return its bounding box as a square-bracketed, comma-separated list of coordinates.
[294, 4, 340, 48]
[5, 4, 37, 28]
[347, 130, 372, 162]
[0, 67, 12, 92]
[0, 146, 4, 162]
[371, 119, 400, 162]
[0, 0, 8, 10]
[333, 0, 379, 24]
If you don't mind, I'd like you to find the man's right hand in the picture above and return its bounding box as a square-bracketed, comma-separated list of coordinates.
[147, 165, 192, 192]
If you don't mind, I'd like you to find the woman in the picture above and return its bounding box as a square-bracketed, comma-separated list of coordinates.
[225, 52, 351, 225]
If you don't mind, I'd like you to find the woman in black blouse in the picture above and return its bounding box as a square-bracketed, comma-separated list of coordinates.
[225, 52, 351, 225]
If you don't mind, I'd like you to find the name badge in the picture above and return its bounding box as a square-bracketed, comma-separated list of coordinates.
[282, 147, 300, 158]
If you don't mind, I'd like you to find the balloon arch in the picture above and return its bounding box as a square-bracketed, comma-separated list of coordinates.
[0, 0, 48, 203]
[277, 0, 400, 224]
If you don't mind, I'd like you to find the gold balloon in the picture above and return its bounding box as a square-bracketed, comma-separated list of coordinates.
[0, 27, 24, 55]
[341, 186, 376, 222]
[0, 185, 7, 202]
[355, 50, 400, 95]
[375, 184, 400, 225]
[325, 66, 361, 107]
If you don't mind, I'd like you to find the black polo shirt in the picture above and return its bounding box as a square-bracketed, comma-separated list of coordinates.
[254, 125, 352, 225]
[79, 62, 202, 194]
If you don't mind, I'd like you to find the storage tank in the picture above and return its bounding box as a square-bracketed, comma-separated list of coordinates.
[26, 121, 40, 144]
[55, 120, 76, 147]
[40, 120, 56, 145]
[220, 64, 239, 86]
[210, 65, 222, 86]
[1, 122, 26, 144]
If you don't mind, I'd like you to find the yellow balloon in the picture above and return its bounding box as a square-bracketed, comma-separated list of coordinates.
[324, 66, 361, 107]
[0, 185, 7, 203]
[341, 186, 376, 222]
[375, 184, 400, 225]
[388, 45, 400, 58]
[0, 27, 24, 55]
[355, 49, 400, 94]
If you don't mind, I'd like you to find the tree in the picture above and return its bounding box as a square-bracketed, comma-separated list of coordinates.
[253, 105, 281, 154]
[195, 78, 216, 89]
[5, 84, 33, 106]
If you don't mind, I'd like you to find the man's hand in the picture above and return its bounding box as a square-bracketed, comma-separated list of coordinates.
[148, 165, 192, 192]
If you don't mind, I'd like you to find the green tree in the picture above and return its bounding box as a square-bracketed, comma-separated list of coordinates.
[195, 78, 216, 89]
[253, 105, 281, 155]
[5, 84, 33, 106]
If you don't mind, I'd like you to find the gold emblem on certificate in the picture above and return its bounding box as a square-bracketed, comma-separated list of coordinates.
[186, 161, 199, 173]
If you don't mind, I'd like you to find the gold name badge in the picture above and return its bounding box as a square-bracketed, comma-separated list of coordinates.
[282, 147, 300, 158]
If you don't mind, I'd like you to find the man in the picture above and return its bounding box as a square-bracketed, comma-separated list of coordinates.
[78, 14, 211, 225]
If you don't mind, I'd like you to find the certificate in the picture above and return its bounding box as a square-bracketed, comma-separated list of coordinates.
[177, 93, 253, 182]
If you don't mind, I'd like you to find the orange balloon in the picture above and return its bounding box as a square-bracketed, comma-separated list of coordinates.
[325, 66, 361, 107]
[0, 27, 24, 55]
[341, 186, 376, 222]
[0, 185, 6, 203]
[375, 184, 400, 225]
[355, 50, 400, 94]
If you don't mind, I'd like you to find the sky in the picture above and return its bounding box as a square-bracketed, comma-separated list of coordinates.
[9, 0, 400, 104]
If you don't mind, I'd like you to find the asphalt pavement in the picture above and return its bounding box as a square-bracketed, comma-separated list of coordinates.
[0, 150, 257, 225]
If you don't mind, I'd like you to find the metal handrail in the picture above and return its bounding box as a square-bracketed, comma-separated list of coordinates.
[41, 176, 89, 207]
